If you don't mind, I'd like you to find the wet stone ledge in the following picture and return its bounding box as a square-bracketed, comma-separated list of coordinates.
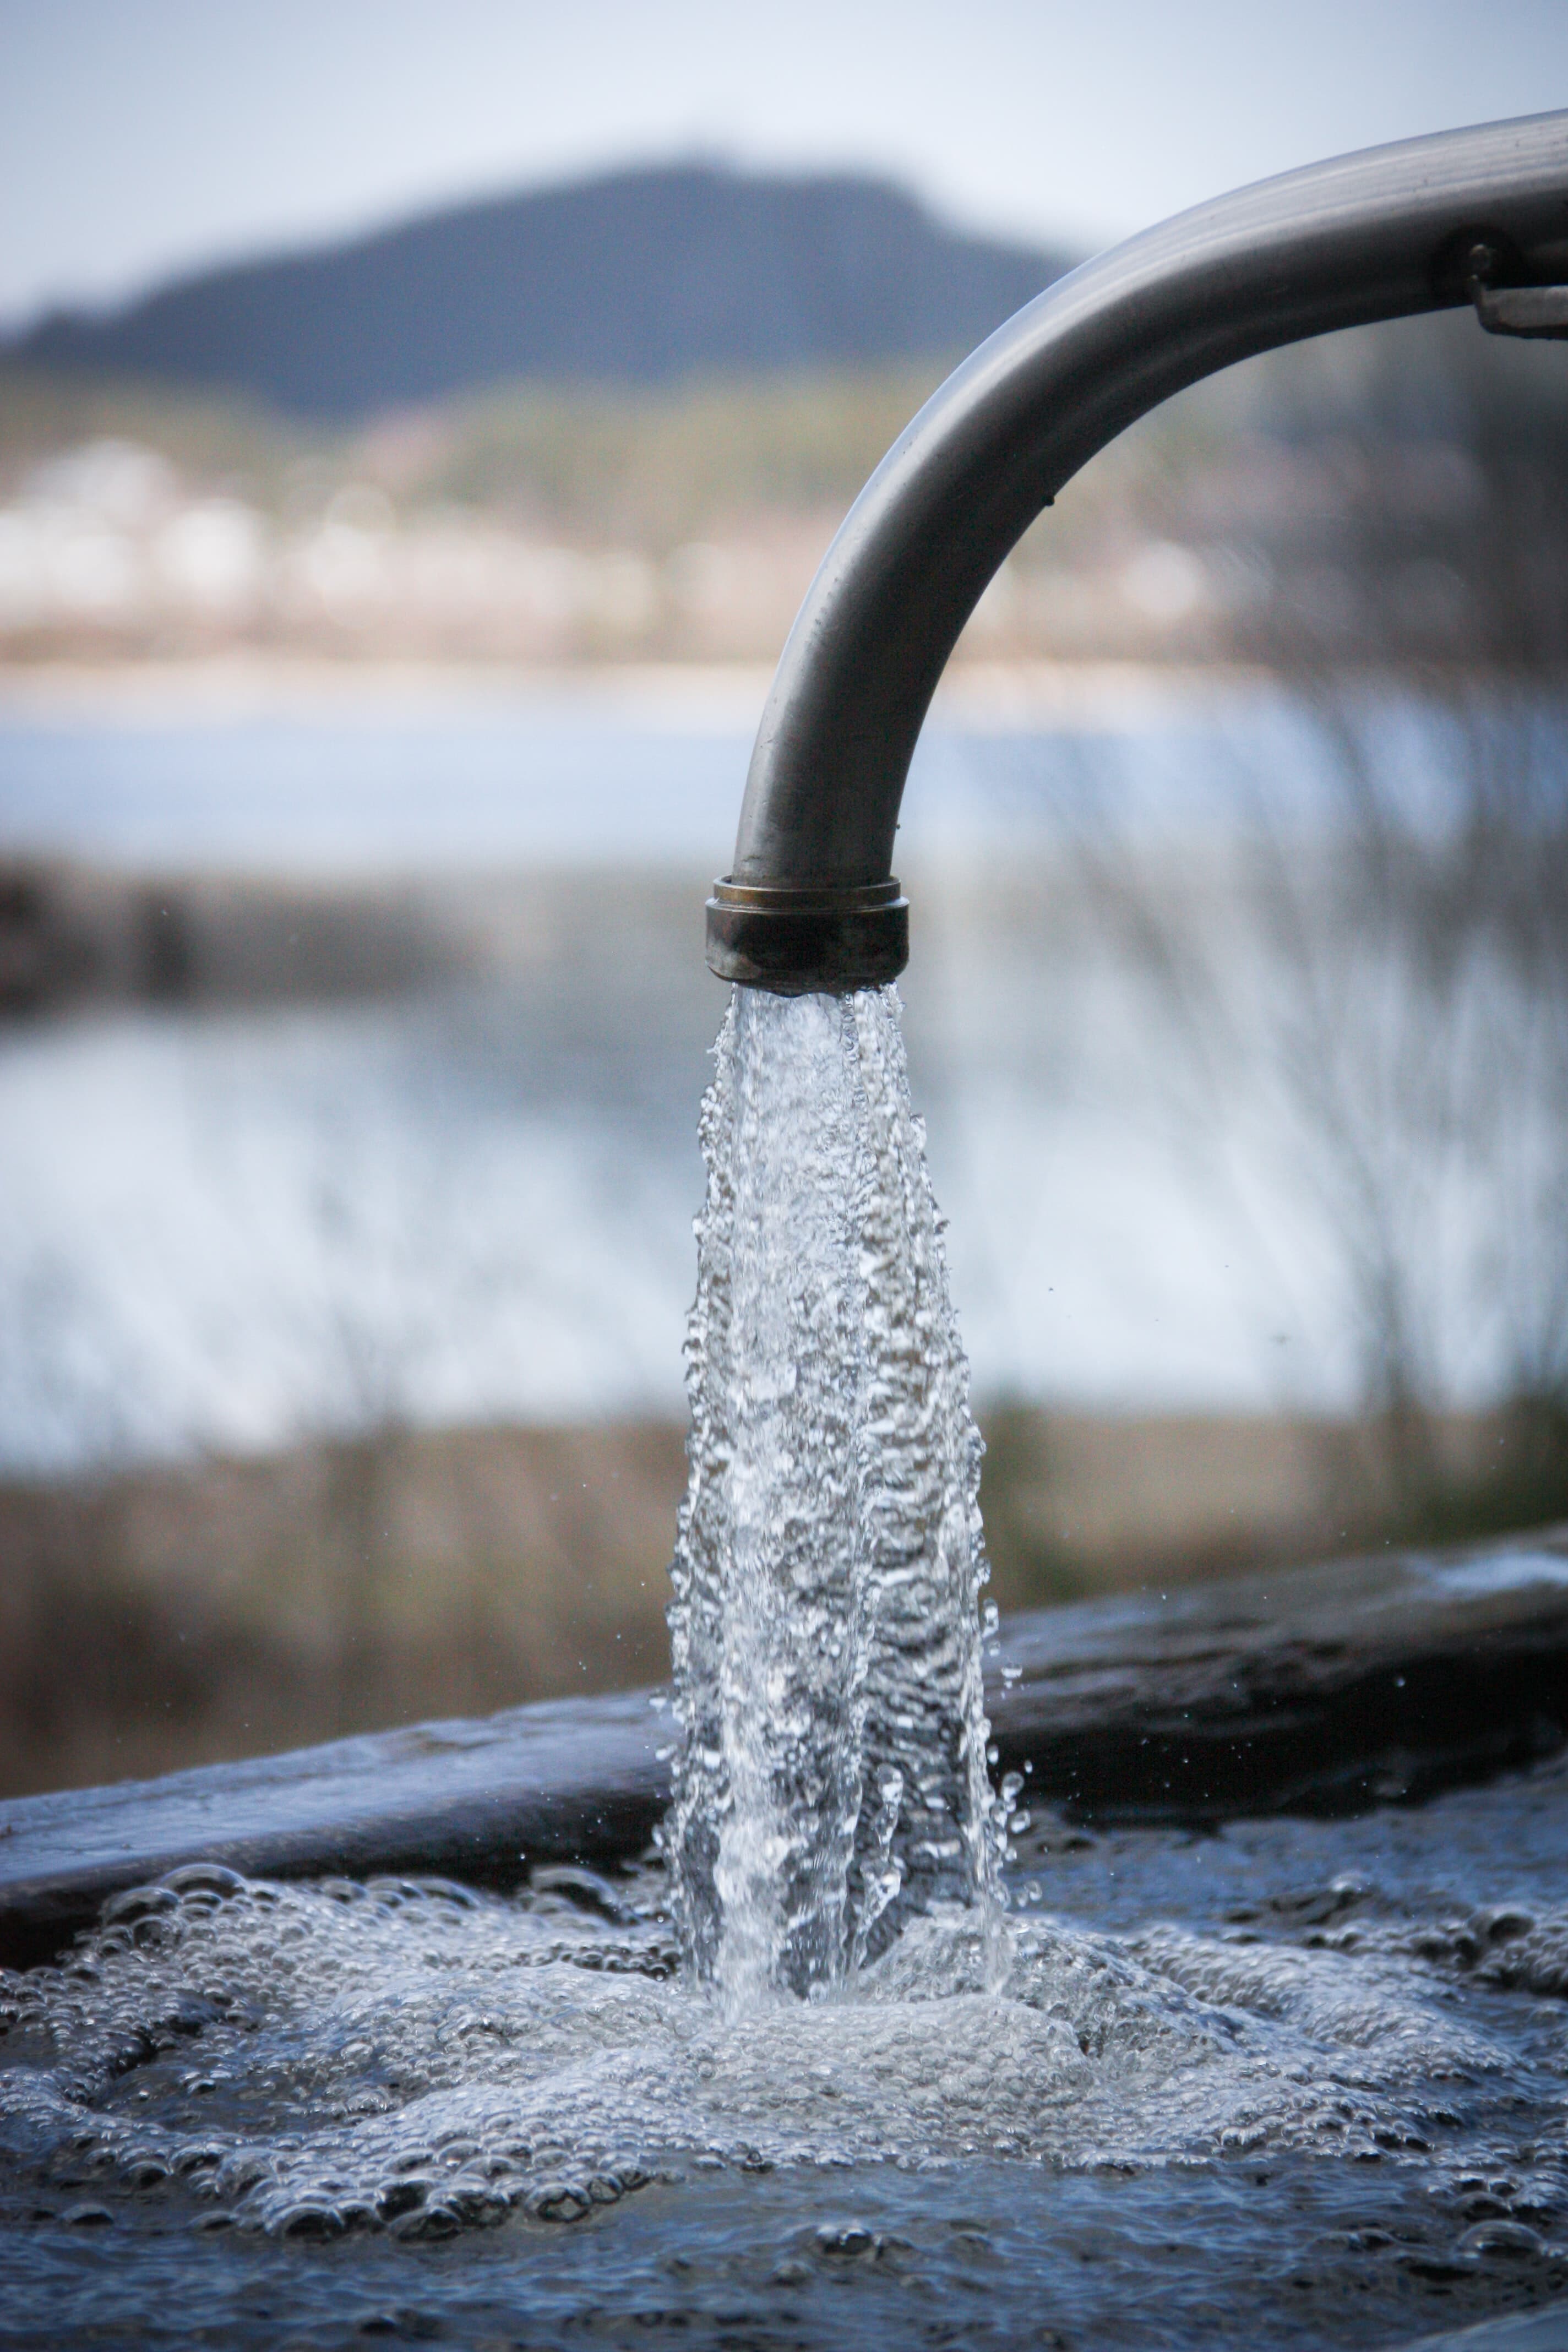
[3, 1529, 1567, 1972]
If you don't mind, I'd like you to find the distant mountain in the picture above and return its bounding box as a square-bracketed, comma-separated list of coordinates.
[10, 163, 1073, 421]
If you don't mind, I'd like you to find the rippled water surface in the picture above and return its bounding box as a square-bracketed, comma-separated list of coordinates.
[5, 1765, 1568, 2348]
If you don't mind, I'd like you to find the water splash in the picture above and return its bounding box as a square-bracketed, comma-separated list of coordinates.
[5, 1814, 1563, 2263]
[665, 986, 998, 2000]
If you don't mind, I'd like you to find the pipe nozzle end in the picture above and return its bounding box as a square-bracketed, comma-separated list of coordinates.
[705, 877, 908, 995]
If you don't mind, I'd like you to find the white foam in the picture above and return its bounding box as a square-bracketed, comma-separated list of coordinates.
[0, 1866, 1526, 2239]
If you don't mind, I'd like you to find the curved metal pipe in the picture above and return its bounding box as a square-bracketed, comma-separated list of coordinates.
[706, 109, 1568, 993]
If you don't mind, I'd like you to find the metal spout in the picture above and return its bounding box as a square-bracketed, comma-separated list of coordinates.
[705, 876, 907, 993]
[706, 108, 1568, 994]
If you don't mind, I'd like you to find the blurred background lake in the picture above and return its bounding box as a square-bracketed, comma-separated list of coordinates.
[3, 13, 1567, 1796]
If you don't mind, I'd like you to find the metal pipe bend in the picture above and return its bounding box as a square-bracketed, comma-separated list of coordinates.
[706, 108, 1568, 993]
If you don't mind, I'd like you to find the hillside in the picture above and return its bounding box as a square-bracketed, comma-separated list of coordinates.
[9, 162, 1071, 421]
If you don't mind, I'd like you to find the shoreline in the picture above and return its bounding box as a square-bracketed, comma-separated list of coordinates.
[0, 652, 1267, 729]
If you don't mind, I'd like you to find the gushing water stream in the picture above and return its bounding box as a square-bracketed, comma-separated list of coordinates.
[666, 987, 998, 2001]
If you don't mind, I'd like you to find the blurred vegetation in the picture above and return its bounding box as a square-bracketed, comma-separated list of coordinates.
[0, 1422, 686, 1799]
[0, 359, 951, 547]
[0, 366, 315, 507]
[420, 368, 950, 548]
[1175, 311, 1567, 675]
[1037, 304, 1568, 1562]
[1406, 1398, 1568, 1553]
[0, 346, 1208, 563]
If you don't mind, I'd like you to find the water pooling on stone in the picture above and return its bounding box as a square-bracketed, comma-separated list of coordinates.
[8, 1778, 1568, 2345]
[7, 981, 1568, 2345]
[665, 986, 998, 2000]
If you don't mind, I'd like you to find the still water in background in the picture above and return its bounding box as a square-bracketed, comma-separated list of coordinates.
[0, 672, 1549, 1474]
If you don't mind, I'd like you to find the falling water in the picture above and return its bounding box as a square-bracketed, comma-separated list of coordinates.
[665, 986, 999, 2000]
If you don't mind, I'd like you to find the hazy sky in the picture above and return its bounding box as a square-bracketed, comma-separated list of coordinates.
[3, 0, 1567, 329]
